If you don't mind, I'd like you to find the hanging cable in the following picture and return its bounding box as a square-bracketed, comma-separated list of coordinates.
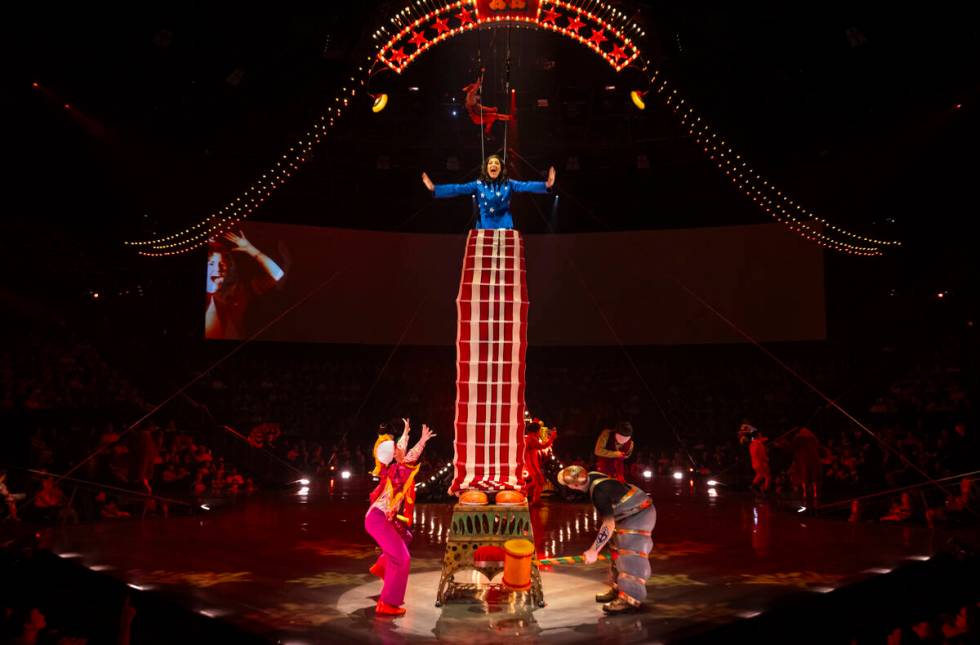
[816, 469, 979, 513]
[15, 271, 343, 512]
[502, 26, 512, 165]
[476, 30, 486, 164]
[675, 282, 957, 501]
[512, 151, 698, 468]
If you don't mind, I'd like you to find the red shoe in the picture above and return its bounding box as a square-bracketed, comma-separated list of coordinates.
[369, 560, 386, 578]
[375, 600, 406, 616]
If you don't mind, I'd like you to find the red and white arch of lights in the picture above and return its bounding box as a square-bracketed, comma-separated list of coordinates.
[377, 0, 640, 74]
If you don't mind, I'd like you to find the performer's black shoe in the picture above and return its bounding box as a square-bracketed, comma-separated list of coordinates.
[602, 598, 640, 614]
[595, 588, 618, 603]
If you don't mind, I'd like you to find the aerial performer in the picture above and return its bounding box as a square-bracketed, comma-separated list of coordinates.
[421, 154, 556, 229]
[365, 418, 435, 617]
[463, 69, 513, 136]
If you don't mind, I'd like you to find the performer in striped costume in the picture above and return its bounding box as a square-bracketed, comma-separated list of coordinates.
[557, 465, 657, 614]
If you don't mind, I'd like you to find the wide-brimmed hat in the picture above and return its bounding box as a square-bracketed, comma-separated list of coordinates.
[557, 465, 588, 488]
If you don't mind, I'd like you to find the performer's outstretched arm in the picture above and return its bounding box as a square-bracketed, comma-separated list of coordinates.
[422, 172, 479, 199]
[583, 517, 616, 563]
[224, 231, 285, 281]
[510, 166, 556, 194]
[404, 424, 436, 464]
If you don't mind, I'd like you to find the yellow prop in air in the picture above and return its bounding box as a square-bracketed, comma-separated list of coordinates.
[630, 90, 646, 111]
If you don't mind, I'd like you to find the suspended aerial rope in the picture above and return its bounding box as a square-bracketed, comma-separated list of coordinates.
[17, 193, 475, 512]
[511, 150, 699, 469]
[509, 148, 931, 483]
[502, 25, 512, 166]
[476, 30, 486, 164]
[14, 269, 342, 512]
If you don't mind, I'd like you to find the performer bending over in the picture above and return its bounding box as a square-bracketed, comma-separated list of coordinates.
[422, 154, 555, 230]
[365, 419, 435, 616]
[522, 421, 557, 506]
[557, 465, 656, 614]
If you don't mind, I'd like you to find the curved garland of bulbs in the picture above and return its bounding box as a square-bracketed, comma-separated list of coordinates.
[649, 69, 900, 255]
[125, 76, 367, 256]
[125, 0, 899, 257]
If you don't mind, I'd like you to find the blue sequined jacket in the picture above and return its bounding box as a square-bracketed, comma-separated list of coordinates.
[433, 179, 550, 229]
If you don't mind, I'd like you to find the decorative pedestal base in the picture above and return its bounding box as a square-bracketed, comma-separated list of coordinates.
[435, 502, 544, 607]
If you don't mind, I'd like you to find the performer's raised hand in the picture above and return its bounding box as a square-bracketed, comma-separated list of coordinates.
[421, 172, 435, 192]
[583, 548, 599, 564]
[402, 417, 412, 437]
[420, 424, 436, 443]
[545, 166, 556, 189]
[224, 230, 255, 254]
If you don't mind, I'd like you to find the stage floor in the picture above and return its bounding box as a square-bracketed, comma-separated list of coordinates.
[39, 481, 950, 643]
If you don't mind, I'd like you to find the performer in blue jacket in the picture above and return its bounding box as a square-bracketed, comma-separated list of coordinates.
[421, 154, 556, 230]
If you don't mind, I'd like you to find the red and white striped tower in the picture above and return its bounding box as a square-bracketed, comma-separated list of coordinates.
[448, 228, 529, 494]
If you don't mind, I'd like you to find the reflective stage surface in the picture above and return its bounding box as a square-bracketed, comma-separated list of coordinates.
[41, 481, 952, 643]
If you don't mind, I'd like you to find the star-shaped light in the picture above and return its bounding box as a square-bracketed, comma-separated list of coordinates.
[610, 43, 628, 61]
[541, 9, 560, 24]
[409, 30, 428, 48]
[587, 29, 607, 46]
[456, 8, 474, 25]
[389, 47, 408, 63]
[566, 15, 585, 33]
[433, 16, 450, 34]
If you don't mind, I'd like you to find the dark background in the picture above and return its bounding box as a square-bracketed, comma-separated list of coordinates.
[2, 2, 976, 352]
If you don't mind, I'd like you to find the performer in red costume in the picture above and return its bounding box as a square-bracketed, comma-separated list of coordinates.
[365, 418, 435, 617]
[522, 421, 557, 505]
[594, 421, 634, 483]
[463, 69, 512, 135]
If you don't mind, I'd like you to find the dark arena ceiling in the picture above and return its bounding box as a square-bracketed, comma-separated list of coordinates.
[5, 2, 979, 312]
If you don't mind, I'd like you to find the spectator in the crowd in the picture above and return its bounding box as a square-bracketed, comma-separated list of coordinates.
[0, 470, 18, 521]
[789, 427, 823, 503]
[748, 428, 771, 493]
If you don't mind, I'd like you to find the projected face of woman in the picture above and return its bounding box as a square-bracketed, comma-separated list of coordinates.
[207, 252, 228, 294]
[486, 156, 502, 179]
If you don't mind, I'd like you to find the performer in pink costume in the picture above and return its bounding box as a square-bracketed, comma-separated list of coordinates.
[365, 419, 435, 616]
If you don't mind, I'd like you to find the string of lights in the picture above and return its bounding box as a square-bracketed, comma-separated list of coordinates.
[374, 0, 641, 75]
[417, 461, 454, 493]
[649, 70, 901, 255]
[126, 78, 367, 256]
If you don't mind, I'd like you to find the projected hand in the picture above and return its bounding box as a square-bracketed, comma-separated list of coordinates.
[224, 230, 255, 254]
[546, 166, 556, 189]
[421, 424, 436, 443]
[421, 172, 435, 192]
